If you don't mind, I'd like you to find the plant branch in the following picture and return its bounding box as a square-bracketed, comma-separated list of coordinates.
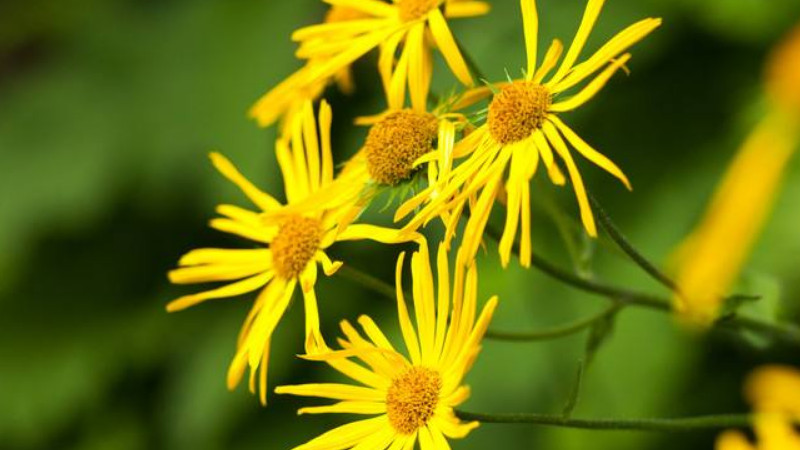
[455, 410, 753, 432]
[483, 224, 800, 346]
[485, 303, 622, 342]
[337, 265, 395, 301]
[588, 192, 679, 293]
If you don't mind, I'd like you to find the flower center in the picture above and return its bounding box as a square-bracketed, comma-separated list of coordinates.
[398, 0, 440, 22]
[488, 81, 552, 145]
[386, 366, 442, 435]
[364, 109, 439, 185]
[270, 215, 321, 280]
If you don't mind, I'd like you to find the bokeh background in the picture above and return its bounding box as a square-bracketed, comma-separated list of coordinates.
[2, 0, 800, 449]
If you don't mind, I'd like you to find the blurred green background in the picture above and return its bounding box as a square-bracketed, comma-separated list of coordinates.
[1, 0, 799, 449]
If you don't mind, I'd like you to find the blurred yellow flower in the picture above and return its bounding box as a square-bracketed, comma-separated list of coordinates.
[167, 100, 412, 404]
[716, 366, 800, 450]
[251, 0, 490, 127]
[397, 0, 660, 267]
[250, 5, 367, 135]
[765, 24, 800, 120]
[276, 243, 498, 449]
[672, 112, 798, 325]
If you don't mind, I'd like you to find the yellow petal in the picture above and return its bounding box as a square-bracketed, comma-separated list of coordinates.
[428, 8, 473, 86]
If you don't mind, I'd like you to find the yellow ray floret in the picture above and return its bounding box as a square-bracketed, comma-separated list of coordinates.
[396, 0, 660, 268]
[167, 100, 414, 405]
[716, 366, 800, 450]
[276, 242, 498, 449]
[251, 0, 490, 129]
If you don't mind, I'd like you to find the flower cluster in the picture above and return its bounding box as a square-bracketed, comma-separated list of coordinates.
[167, 0, 663, 447]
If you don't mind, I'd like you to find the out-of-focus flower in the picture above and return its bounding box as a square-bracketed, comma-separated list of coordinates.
[672, 24, 800, 326]
[396, 0, 660, 267]
[252, 0, 490, 128]
[277, 243, 498, 449]
[716, 366, 800, 450]
[167, 100, 413, 404]
[765, 24, 800, 121]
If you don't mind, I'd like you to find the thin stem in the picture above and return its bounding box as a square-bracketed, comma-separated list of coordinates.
[483, 224, 670, 310]
[455, 410, 753, 432]
[485, 303, 621, 342]
[454, 35, 487, 82]
[484, 223, 800, 346]
[337, 265, 395, 301]
[588, 193, 679, 293]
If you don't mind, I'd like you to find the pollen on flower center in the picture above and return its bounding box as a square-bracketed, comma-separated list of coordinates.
[270, 215, 321, 280]
[386, 366, 442, 435]
[364, 109, 439, 185]
[488, 81, 552, 145]
[398, 0, 440, 22]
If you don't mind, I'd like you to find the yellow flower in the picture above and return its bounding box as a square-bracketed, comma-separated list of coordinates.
[249, 5, 367, 134]
[276, 242, 498, 449]
[252, 0, 490, 125]
[765, 24, 800, 120]
[397, 0, 660, 268]
[673, 22, 800, 326]
[672, 112, 798, 325]
[716, 366, 800, 450]
[167, 100, 412, 405]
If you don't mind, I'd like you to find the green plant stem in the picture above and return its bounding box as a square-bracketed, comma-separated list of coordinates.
[455, 410, 753, 432]
[482, 224, 800, 346]
[485, 303, 621, 341]
[588, 193, 679, 293]
[337, 265, 395, 301]
[454, 36, 487, 82]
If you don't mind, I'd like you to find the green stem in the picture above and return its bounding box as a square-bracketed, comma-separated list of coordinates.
[454, 35, 487, 82]
[455, 410, 753, 432]
[588, 193, 679, 293]
[483, 225, 670, 310]
[483, 224, 800, 346]
[485, 303, 621, 342]
[337, 265, 395, 301]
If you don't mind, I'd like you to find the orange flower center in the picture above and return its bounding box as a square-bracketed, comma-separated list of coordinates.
[270, 215, 321, 279]
[398, 0, 440, 22]
[488, 81, 552, 144]
[364, 109, 439, 185]
[386, 366, 442, 434]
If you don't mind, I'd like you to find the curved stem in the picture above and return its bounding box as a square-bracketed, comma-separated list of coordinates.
[337, 265, 395, 301]
[483, 224, 800, 346]
[485, 303, 621, 342]
[588, 192, 679, 293]
[455, 410, 753, 432]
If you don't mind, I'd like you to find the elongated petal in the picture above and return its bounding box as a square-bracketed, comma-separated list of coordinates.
[550, 0, 605, 84]
[548, 115, 631, 189]
[166, 272, 273, 312]
[276, 383, 385, 402]
[521, 0, 538, 78]
[298, 401, 386, 415]
[209, 152, 280, 211]
[290, 416, 388, 450]
[550, 53, 631, 112]
[542, 122, 597, 236]
[428, 8, 472, 86]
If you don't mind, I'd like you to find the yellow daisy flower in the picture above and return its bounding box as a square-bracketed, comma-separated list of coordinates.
[276, 242, 498, 449]
[167, 100, 413, 405]
[397, 0, 661, 267]
[250, 5, 367, 134]
[253, 0, 490, 122]
[716, 366, 800, 450]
